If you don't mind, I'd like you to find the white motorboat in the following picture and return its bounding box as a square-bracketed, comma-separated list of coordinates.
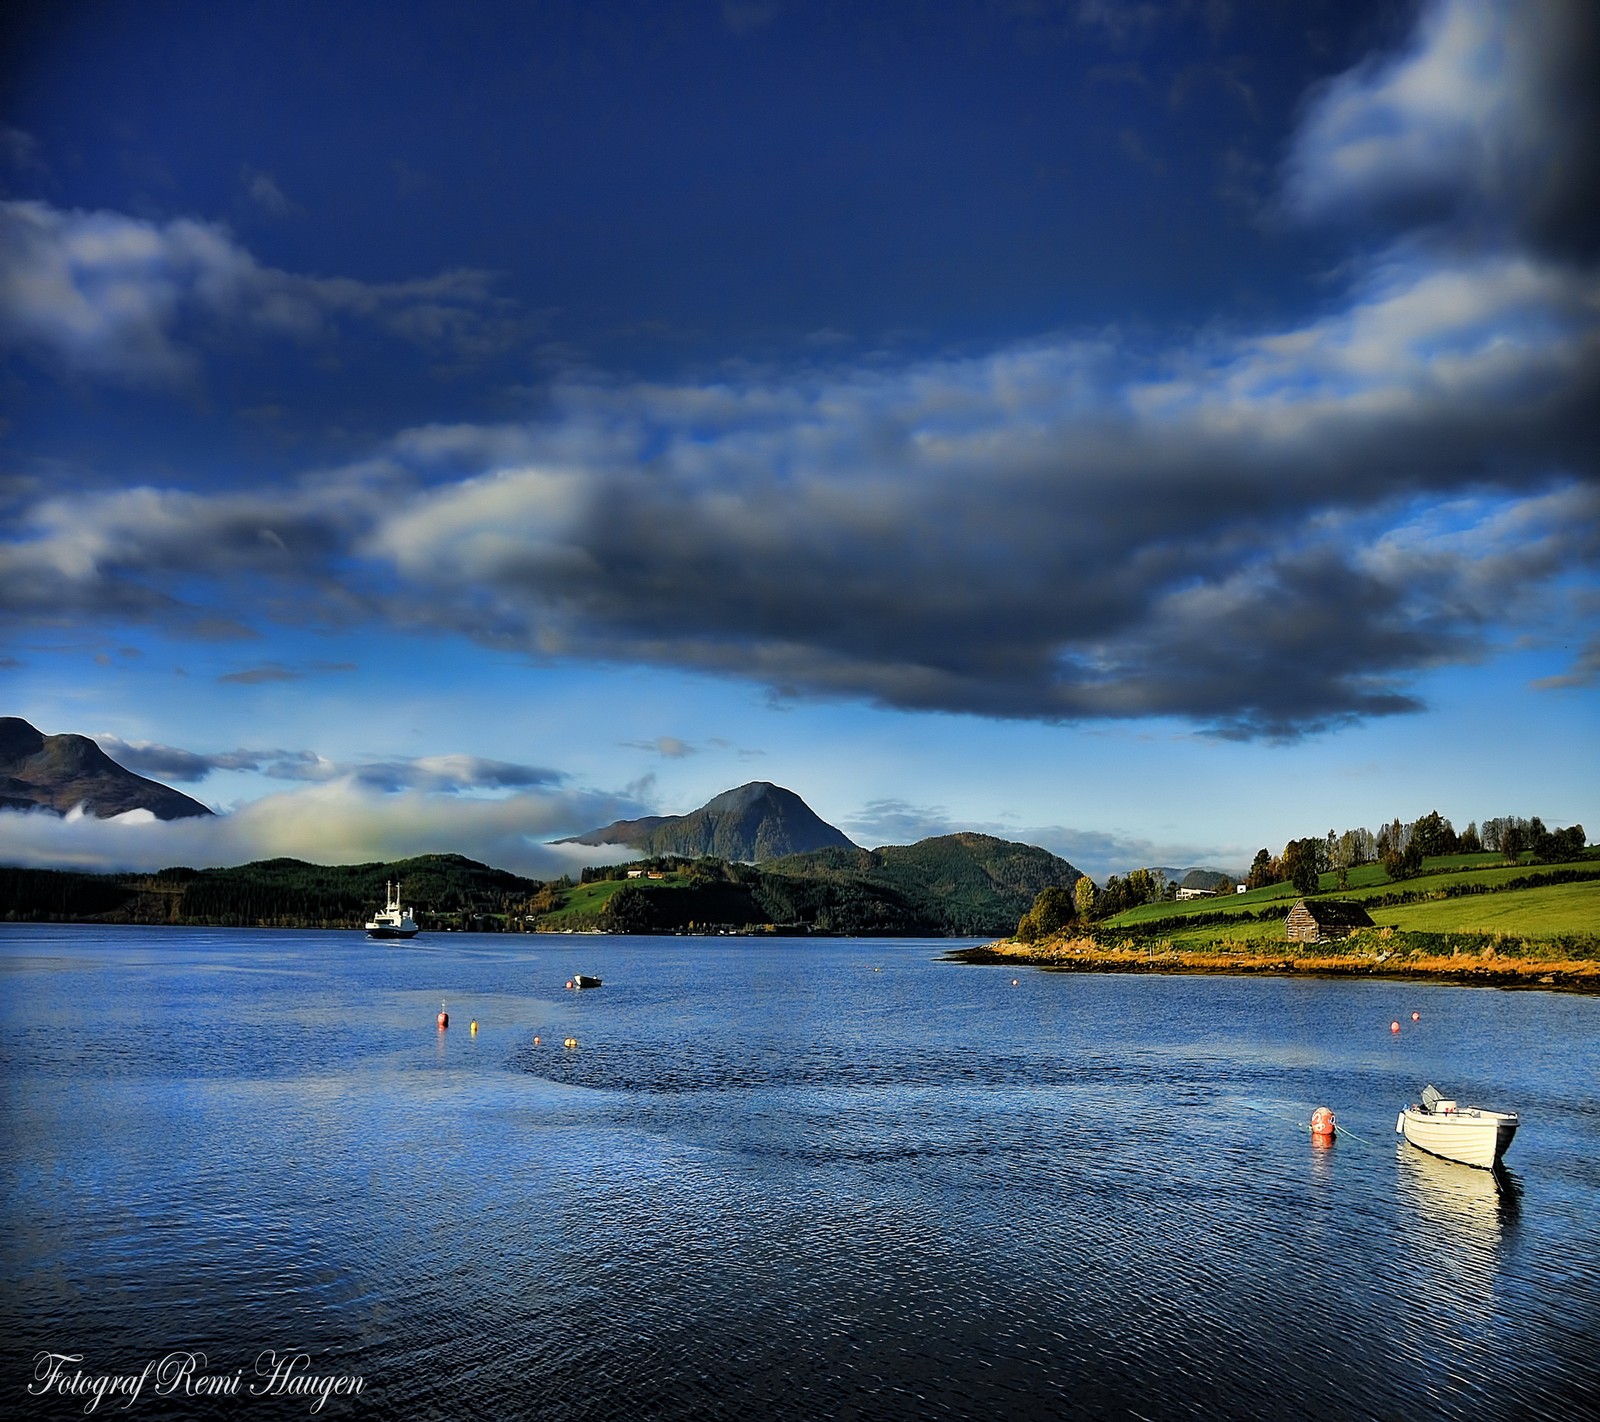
[1396, 1084, 1518, 1170]
[366, 881, 419, 940]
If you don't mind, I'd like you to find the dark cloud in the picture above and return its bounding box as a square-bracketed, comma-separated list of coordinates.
[97, 737, 223, 783]
[2, 0, 1595, 742]
[96, 737, 566, 794]
[336, 756, 567, 794]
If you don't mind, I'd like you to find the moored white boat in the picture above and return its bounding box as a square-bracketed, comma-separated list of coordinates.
[1396, 1084, 1517, 1170]
[366, 881, 420, 940]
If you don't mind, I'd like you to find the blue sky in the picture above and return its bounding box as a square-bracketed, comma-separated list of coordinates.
[2, 0, 1596, 881]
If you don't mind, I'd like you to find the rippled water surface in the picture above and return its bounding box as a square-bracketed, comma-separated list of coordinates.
[2, 926, 1597, 1420]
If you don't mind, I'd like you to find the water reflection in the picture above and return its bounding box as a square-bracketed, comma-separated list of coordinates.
[1398, 1146, 1522, 1239]
[1395, 1144, 1522, 1324]
[2, 927, 1594, 1422]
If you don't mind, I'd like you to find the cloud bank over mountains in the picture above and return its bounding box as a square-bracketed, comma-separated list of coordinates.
[0, 778, 630, 879]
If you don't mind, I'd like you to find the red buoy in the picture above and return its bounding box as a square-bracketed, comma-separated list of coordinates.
[1411, 1011, 1420, 1022]
[1310, 1107, 1336, 1138]
[438, 1010, 449, 1029]
[1391, 1021, 1400, 1033]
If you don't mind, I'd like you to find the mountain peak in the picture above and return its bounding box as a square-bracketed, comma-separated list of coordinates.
[558, 781, 854, 862]
[1, 717, 213, 820]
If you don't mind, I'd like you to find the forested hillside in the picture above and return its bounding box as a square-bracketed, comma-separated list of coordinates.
[1, 854, 541, 929]
[1, 833, 1082, 937]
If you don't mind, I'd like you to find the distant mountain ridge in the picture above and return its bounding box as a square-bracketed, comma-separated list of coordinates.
[0, 717, 212, 821]
[557, 781, 856, 862]
[1, 834, 1083, 936]
[766, 832, 1083, 936]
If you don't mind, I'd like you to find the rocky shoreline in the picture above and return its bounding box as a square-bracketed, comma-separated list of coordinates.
[946, 939, 1600, 993]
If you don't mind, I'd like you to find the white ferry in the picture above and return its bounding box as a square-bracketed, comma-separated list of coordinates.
[366, 882, 420, 940]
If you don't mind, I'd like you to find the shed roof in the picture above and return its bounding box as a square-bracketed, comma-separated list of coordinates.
[1293, 899, 1375, 928]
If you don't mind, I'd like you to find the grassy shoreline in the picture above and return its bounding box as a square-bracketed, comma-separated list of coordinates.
[946, 936, 1600, 993]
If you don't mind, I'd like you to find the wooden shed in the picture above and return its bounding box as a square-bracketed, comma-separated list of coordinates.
[1285, 898, 1375, 944]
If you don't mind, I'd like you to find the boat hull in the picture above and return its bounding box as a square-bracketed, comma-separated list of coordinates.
[366, 925, 419, 940]
[1398, 1105, 1517, 1170]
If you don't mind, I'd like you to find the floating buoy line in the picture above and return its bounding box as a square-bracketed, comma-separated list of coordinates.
[1238, 1099, 1378, 1149]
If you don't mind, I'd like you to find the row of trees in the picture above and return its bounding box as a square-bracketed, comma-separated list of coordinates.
[1014, 867, 1173, 941]
[1246, 812, 1587, 892]
[1017, 809, 1589, 940]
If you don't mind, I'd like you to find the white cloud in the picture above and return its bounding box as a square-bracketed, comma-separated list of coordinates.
[0, 198, 514, 386]
[240, 167, 299, 219]
[1283, 0, 1599, 252]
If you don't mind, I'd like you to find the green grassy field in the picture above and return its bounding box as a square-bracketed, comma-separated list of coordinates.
[1370, 880, 1600, 936]
[534, 873, 690, 929]
[1096, 850, 1599, 952]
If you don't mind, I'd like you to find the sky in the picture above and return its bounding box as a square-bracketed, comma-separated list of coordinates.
[1, 0, 1596, 883]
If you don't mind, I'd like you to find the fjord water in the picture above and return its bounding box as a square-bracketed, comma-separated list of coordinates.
[2, 927, 1596, 1421]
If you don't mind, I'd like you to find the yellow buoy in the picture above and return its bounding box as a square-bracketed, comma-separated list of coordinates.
[470, 1020, 478, 1035]
[564, 1036, 578, 1049]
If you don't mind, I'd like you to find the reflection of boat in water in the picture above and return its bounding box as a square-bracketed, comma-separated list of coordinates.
[1397, 1084, 1518, 1169]
[1395, 1144, 1521, 1322]
[366, 882, 420, 940]
[1398, 1144, 1521, 1237]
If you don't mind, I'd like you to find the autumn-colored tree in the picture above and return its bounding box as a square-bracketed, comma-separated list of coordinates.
[1074, 875, 1096, 921]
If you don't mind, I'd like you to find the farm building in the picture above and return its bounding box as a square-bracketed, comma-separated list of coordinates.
[1285, 899, 1375, 944]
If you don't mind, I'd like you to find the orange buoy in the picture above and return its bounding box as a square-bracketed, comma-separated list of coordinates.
[1411, 1011, 1420, 1021]
[533, 1035, 541, 1045]
[437, 1010, 449, 1029]
[565, 980, 573, 990]
[1391, 1021, 1400, 1033]
[1310, 1107, 1336, 1138]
